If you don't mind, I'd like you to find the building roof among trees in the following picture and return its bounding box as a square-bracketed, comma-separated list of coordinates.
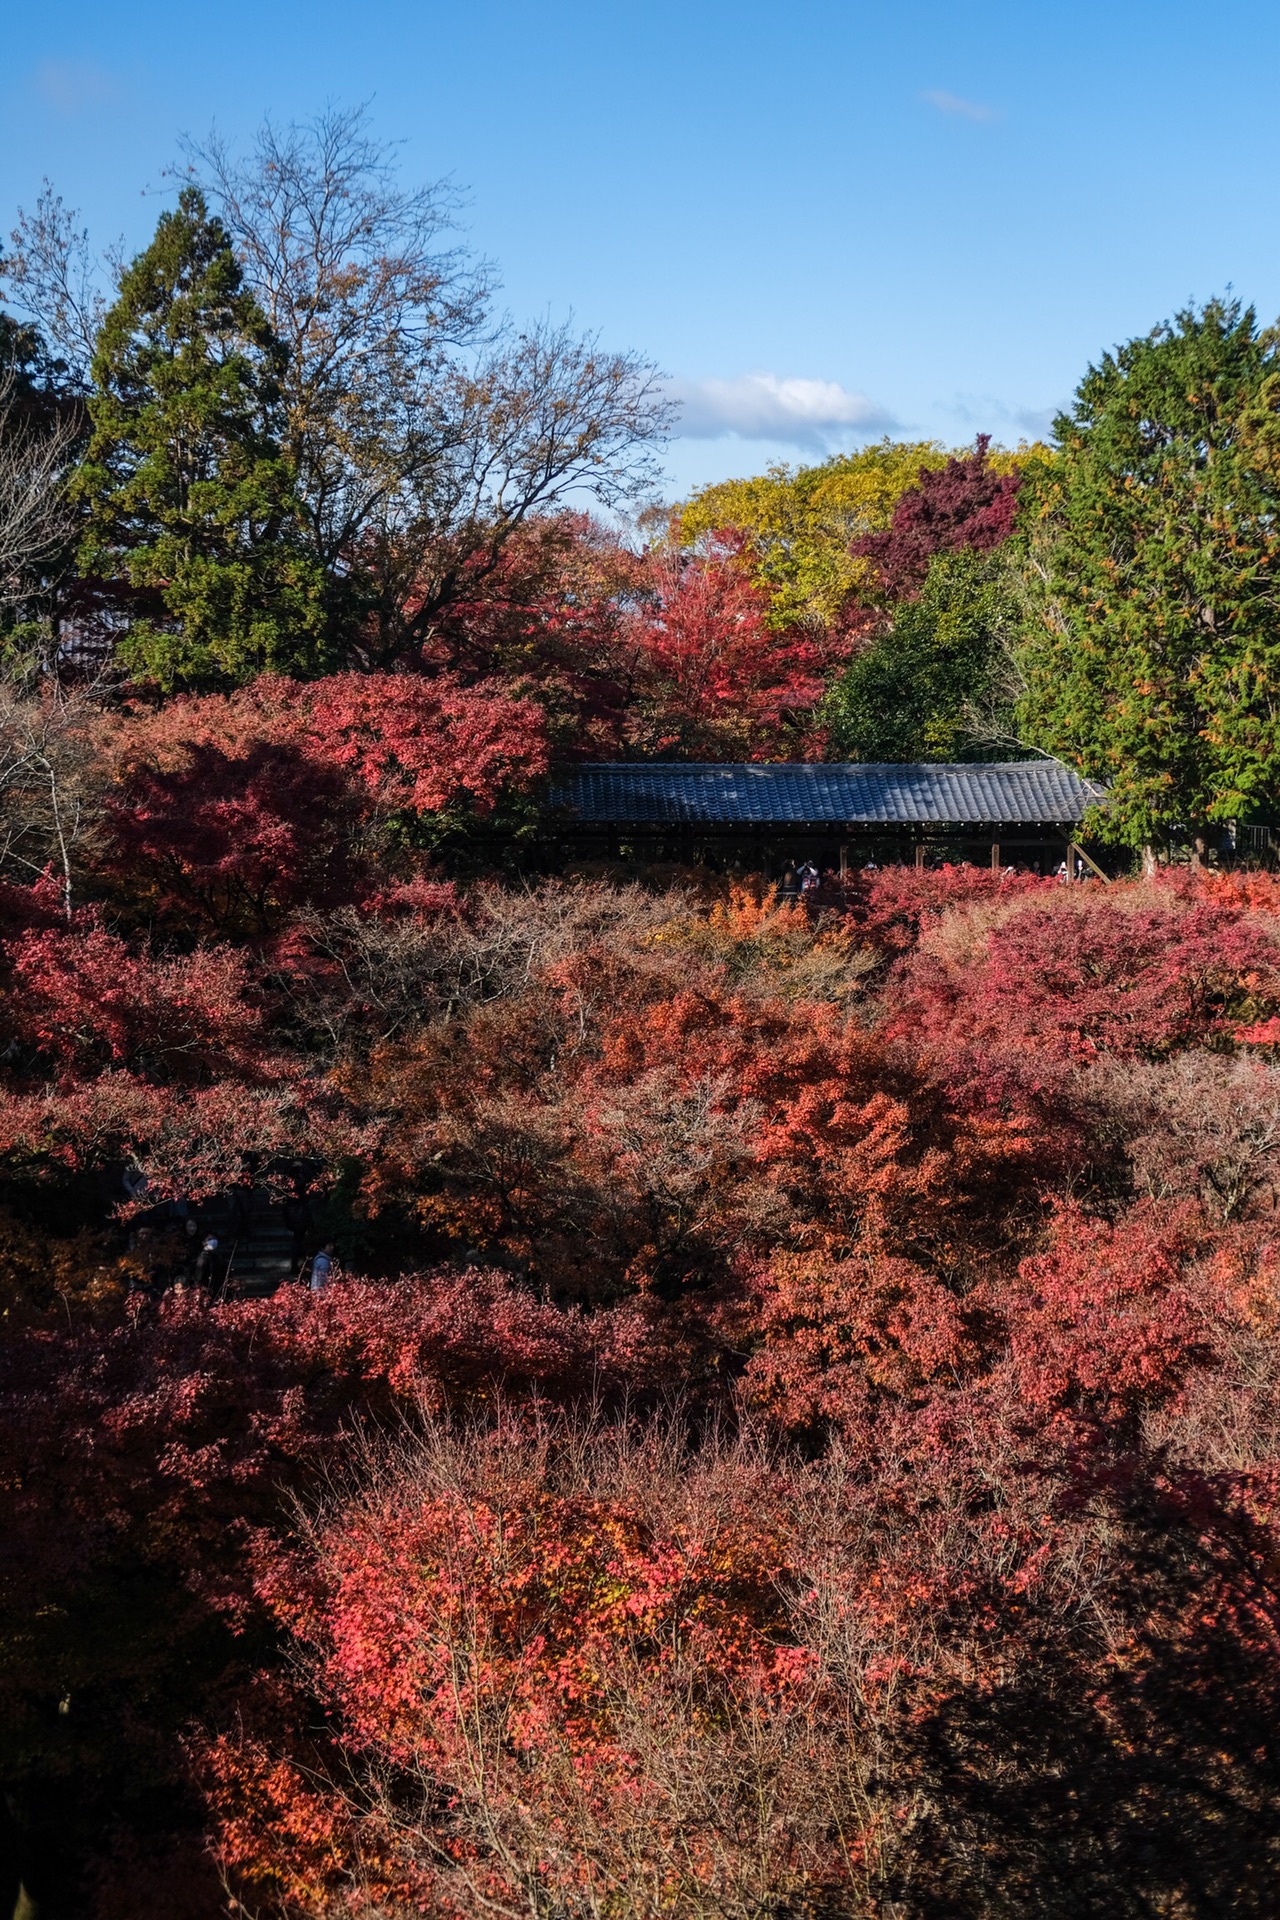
[551, 761, 1103, 827]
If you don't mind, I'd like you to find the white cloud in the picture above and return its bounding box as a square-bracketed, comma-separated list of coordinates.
[944, 391, 1061, 443]
[35, 60, 123, 116]
[666, 372, 897, 449]
[922, 88, 998, 123]
[1005, 405, 1056, 441]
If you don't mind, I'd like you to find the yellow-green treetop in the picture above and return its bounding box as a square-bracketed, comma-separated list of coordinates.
[673, 438, 1048, 628]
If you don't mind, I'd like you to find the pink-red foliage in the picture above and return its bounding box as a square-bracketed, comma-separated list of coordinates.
[418, 512, 643, 757]
[12, 861, 1280, 1914]
[106, 732, 363, 930]
[745, 1245, 978, 1435]
[304, 672, 549, 814]
[998, 1203, 1209, 1437]
[852, 433, 1023, 599]
[0, 1272, 686, 1695]
[3, 921, 263, 1082]
[103, 674, 549, 933]
[833, 861, 1056, 961]
[894, 888, 1280, 1064]
[0, 1070, 359, 1201]
[0, 872, 74, 935]
[627, 532, 848, 760]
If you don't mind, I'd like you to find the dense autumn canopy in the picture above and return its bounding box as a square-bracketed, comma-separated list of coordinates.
[4, 816, 1280, 1915]
[7, 106, 1280, 1920]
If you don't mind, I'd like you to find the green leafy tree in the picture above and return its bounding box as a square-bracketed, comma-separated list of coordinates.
[74, 187, 325, 686]
[1018, 299, 1280, 853]
[823, 547, 1019, 762]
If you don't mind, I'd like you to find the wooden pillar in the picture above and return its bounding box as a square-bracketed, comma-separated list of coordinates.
[915, 844, 925, 872]
[991, 840, 1001, 873]
[839, 843, 849, 879]
[1066, 842, 1078, 881]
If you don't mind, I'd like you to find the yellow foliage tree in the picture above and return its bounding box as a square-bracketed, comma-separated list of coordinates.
[673, 441, 945, 628]
[673, 438, 1047, 629]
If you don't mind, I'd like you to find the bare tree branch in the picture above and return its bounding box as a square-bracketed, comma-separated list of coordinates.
[182, 103, 493, 574]
[183, 104, 673, 666]
[0, 362, 79, 603]
[1, 182, 116, 388]
[0, 664, 108, 914]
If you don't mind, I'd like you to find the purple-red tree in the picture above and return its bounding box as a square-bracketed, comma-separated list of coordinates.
[852, 434, 1023, 600]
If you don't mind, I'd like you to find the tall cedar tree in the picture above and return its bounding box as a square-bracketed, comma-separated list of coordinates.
[1018, 299, 1280, 852]
[74, 187, 326, 687]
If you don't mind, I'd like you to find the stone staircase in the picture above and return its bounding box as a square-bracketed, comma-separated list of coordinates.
[195, 1190, 304, 1299]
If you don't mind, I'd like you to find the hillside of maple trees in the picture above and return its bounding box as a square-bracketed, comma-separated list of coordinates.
[6, 424, 1280, 1919]
[6, 758, 1280, 1913]
[10, 110, 1280, 1918]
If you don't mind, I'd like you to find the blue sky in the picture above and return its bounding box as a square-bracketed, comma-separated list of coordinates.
[3, 0, 1279, 498]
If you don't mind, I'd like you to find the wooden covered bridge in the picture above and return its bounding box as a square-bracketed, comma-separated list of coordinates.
[548, 760, 1108, 876]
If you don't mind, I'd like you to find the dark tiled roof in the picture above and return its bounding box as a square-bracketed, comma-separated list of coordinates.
[549, 762, 1103, 827]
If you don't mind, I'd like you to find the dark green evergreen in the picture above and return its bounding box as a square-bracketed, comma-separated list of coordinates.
[0, 310, 65, 406]
[74, 188, 326, 687]
[1017, 299, 1280, 852]
[824, 547, 1018, 763]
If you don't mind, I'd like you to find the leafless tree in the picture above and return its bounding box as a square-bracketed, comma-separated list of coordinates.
[184, 104, 674, 665]
[385, 317, 675, 660]
[183, 106, 489, 575]
[1, 182, 117, 389]
[0, 666, 108, 915]
[0, 361, 80, 607]
[293, 877, 692, 1056]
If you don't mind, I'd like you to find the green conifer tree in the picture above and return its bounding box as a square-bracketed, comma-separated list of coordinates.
[75, 187, 325, 686]
[1018, 300, 1280, 854]
[823, 547, 1018, 763]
